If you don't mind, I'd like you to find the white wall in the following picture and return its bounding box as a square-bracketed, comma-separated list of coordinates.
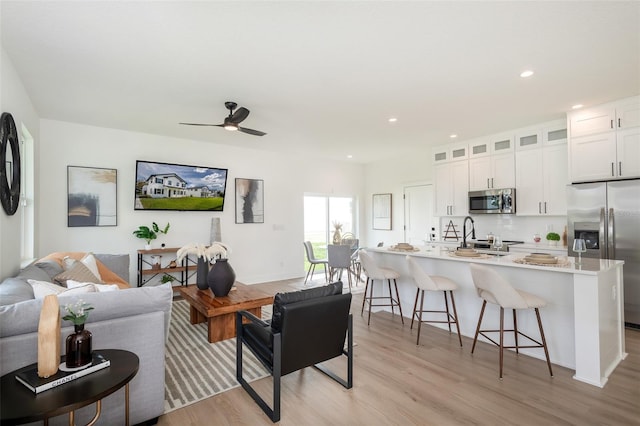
[0, 48, 40, 279]
[38, 120, 365, 284]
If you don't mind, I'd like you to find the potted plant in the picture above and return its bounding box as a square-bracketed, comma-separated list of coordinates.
[546, 232, 561, 247]
[132, 222, 170, 249]
[161, 274, 176, 284]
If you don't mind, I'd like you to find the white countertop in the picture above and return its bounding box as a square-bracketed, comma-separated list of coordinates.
[366, 245, 623, 275]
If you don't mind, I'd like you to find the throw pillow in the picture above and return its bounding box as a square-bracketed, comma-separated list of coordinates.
[33, 259, 64, 280]
[28, 279, 96, 299]
[80, 252, 103, 281]
[67, 280, 119, 292]
[54, 261, 102, 287]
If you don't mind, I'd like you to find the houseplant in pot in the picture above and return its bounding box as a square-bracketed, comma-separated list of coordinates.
[132, 222, 170, 249]
[546, 232, 561, 247]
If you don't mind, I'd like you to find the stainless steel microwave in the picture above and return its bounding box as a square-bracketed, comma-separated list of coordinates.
[468, 188, 516, 214]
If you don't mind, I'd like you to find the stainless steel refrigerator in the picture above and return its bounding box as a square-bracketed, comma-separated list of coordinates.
[567, 179, 640, 327]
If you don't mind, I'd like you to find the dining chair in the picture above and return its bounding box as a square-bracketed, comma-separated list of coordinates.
[327, 244, 355, 292]
[303, 241, 328, 285]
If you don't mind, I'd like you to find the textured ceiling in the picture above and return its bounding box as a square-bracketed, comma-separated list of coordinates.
[2, 1, 639, 163]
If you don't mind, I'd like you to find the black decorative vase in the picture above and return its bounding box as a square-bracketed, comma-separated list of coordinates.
[65, 324, 92, 368]
[207, 258, 236, 297]
[196, 257, 210, 290]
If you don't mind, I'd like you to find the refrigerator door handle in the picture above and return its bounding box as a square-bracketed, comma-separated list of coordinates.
[599, 207, 607, 259]
[608, 208, 615, 260]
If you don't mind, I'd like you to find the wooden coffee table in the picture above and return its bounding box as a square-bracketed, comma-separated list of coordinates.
[178, 284, 273, 343]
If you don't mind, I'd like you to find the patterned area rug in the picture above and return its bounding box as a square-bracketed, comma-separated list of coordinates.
[164, 300, 270, 413]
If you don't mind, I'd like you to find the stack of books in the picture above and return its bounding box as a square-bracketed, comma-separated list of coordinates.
[15, 352, 110, 394]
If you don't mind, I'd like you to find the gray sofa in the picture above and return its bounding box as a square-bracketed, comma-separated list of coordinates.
[0, 254, 173, 426]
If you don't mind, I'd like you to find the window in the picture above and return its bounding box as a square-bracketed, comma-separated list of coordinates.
[303, 195, 356, 269]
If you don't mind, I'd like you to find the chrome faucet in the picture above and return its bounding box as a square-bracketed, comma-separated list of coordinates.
[462, 216, 476, 248]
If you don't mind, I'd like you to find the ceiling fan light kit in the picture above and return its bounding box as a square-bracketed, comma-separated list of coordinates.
[180, 101, 266, 136]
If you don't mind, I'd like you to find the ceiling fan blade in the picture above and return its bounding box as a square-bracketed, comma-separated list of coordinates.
[179, 122, 224, 127]
[238, 126, 266, 136]
[229, 107, 250, 124]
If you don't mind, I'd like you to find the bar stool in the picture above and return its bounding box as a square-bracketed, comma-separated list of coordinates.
[406, 256, 462, 346]
[469, 263, 553, 379]
[358, 250, 404, 326]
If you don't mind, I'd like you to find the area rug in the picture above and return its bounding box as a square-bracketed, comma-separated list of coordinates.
[164, 300, 270, 413]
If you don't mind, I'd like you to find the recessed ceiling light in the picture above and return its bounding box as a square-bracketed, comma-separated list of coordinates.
[347, 155, 353, 159]
[572, 104, 584, 109]
[520, 70, 534, 78]
[388, 117, 397, 123]
[450, 134, 457, 139]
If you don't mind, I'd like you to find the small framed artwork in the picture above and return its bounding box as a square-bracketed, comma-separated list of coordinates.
[372, 193, 392, 230]
[235, 178, 264, 224]
[67, 166, 117, 227]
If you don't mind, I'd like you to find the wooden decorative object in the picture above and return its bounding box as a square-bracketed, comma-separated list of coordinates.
[442, 220, 460, 241]
[37, 295, 61, 378]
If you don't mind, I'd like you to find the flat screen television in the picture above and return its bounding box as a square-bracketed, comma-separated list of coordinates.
[134, 160, 228, 211]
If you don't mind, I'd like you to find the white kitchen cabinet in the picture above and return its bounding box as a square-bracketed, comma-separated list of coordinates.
[570, 97, 640, 138]
[434, 159, 468, 217]
[468, 134, 515, 190]
[568, 96, 640, 182]
[516, 142, 568, 216]
[569, 125, 640, 182]
[432, 142, 468, 164]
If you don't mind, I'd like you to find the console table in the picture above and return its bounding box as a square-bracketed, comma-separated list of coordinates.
[0, 349, 139, 426]
[137, 247, 194, 287]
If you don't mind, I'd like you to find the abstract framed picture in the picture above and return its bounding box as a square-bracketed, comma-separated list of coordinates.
[235, 178, 264, 224]
[372, 193, 392, 230]
[67, 166, 117, 227]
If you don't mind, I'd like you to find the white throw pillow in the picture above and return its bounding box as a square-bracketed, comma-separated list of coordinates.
[27, 279, 96, 299]
[80, 253, 102, 281]
[67, 279, 118, 292]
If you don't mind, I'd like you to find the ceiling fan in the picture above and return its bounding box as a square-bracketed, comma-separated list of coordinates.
[179, 101, 266, 136]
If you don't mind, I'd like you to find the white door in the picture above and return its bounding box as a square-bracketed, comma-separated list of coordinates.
[404, 184, 434, 245]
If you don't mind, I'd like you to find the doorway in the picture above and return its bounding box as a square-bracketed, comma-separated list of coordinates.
[403, 184, 435, 246]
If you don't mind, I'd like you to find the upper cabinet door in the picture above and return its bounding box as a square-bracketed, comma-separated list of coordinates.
[490, 134, 515, 154]
[542, 120, 568, 146]
[515, 127, 542, 151]
[617, 100, 640, 129]
[570, 107, 615, 137]
[569, 133, 617, 182]
[616, 127, 640, 178]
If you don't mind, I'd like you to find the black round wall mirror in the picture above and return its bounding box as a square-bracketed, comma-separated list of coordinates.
[0, 112, 21, 215]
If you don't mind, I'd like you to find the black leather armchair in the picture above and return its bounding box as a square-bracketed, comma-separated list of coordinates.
[236, 282, 353, 422]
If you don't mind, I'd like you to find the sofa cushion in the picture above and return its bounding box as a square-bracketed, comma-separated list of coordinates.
[271, 282, 342, 332]
[94, 254, 129, 282]
[17, 263, 52, 283]
[33, 259, 64, 280]
[0, 277, 34, 306]
[28, 279, 97, 299]
[53, 261, 103, 286]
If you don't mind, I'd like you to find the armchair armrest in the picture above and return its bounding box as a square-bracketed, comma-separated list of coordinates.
[237, 309, 270, 327]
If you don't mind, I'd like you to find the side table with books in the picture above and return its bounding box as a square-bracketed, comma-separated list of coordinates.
[0, 349, 139, 426]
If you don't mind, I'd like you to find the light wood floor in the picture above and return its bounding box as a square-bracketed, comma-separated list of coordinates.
[159, 277, 640, 425]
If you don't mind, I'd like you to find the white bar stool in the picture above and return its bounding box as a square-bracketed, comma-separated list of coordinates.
[469, 263, 553, 379]
[406, 256, 462, 346]
[358, 250, 404, 326]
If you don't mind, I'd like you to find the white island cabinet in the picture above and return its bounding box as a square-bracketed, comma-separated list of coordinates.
[364, 247, 626, 388]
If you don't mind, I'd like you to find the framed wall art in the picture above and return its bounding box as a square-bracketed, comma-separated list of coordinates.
[372, 193, 392, 230]
[235, 178, 264, 224]
[67, 166, 117, 227]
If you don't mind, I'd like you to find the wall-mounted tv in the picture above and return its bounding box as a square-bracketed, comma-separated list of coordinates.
[134, 160, 228, 211]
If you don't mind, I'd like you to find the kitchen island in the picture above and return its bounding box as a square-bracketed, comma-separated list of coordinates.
[364, 246, 626, 388]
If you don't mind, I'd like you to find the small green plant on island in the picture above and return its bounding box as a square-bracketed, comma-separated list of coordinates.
[132, 222, 170, 245]
[546, 232, 561, 242]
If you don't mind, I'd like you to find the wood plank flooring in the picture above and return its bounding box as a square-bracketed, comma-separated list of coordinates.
[158, 277, 640, 425]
